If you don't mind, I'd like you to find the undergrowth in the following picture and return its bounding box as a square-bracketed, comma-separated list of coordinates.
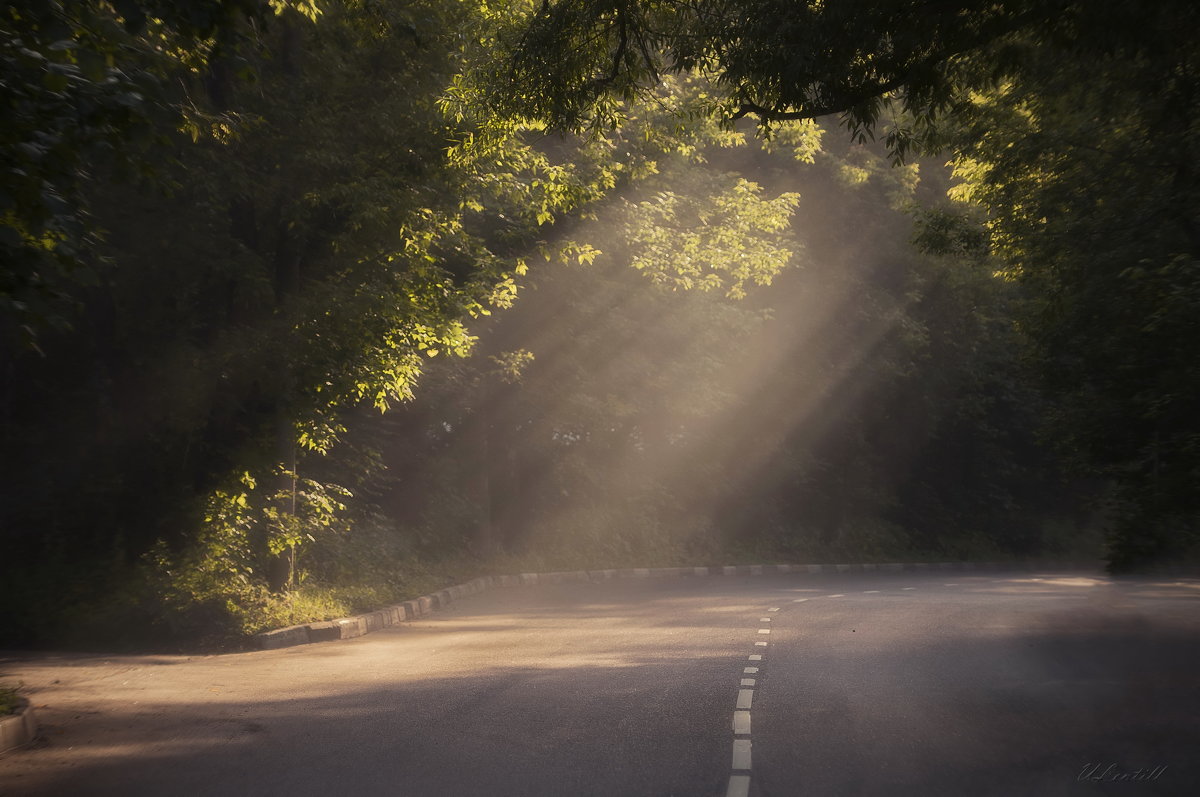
[4, 507, 1102, 653]
[0, 685, 20, 716]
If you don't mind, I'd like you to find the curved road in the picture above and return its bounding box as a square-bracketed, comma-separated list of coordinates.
[2, 570, 1198, 795]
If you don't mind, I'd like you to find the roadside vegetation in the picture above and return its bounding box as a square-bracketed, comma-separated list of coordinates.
[1, 1, 1193, 649]
[0, 686, 20, 716]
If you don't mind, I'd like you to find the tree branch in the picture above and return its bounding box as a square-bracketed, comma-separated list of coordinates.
[730, 73, 907, 123]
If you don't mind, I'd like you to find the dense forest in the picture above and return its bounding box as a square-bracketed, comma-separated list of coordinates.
[1, 0, 1195, 648]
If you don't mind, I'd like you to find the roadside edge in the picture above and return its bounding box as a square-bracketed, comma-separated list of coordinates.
[0, 698, 38, 754]
[253, 559, 1108, 650]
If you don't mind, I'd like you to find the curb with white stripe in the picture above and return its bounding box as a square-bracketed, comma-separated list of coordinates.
[0, 699, 38, 754]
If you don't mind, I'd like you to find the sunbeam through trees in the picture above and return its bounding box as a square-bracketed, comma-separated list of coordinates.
[1, 0, 1194, 648]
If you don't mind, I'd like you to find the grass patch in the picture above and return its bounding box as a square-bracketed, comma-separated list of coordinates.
[0, 686, 20, 716]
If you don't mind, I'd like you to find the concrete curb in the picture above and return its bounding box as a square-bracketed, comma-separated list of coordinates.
[253, 560, 1105, 650]
[256, 576, 494, 650]
[0, 699, 38, 754]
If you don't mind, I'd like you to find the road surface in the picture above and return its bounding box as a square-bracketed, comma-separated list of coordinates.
[2, 570, 1198, 795]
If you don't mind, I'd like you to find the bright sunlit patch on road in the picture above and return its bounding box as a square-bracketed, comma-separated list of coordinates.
[692, 603, 785, 615]
[1010, 577, 1106, 588]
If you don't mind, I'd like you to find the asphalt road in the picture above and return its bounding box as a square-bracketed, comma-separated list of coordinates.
[1, 570, 1198, 796]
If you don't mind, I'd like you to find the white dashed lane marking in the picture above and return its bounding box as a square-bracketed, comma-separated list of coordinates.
[725, 600, 788, 795]
[721, 578, 939, 795]
[732, 739, 752, 770]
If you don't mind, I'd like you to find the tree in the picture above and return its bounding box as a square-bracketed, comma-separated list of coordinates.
[0, 1, 805, 640]
[0, 1, 329, 347]
[0, 0, 632, 636]
[937, 36, 1200, 567]
[379, 146, 804, 561]
[493, 0, 1200, 568]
